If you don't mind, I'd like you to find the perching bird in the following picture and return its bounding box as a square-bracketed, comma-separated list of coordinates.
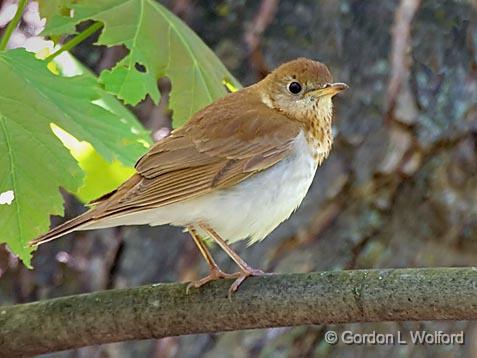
[31, 58, 348, 294]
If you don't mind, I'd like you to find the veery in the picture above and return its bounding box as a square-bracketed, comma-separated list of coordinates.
[31, 58, 348, 294]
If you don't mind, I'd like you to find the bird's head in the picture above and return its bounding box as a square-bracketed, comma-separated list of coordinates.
[257, 58, 348, 124]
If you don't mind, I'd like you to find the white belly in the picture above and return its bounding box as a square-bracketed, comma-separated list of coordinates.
[88, 132, 318, 244]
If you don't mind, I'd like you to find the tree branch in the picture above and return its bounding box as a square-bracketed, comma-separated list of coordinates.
[1, 267, 477, 356]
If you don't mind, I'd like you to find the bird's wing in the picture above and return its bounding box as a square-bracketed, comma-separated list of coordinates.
[92, 90, 302, 217]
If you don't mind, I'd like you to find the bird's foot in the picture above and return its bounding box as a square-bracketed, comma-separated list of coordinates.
[186, 268, 240, 294]
[228, 268, 267, 297]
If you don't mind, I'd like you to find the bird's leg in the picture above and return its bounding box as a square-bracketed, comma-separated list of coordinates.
[186, 225, 239, 293]
[199, 223, 266, 295]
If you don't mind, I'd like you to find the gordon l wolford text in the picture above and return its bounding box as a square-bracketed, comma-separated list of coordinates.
[341, 330, 464, 345]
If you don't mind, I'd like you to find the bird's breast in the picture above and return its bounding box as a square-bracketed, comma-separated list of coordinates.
[305, 131, 333, 165]
[197, 130, 319, 244]
[134, 131, 319, 245]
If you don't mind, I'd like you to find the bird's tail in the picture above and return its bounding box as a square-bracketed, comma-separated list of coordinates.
[29, 211, 95, 247]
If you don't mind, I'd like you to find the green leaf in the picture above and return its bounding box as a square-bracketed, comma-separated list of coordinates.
[0, 107, 81, 267]
[51, 124, 135, 203]
[49, 50, 150, 203]
[50, 50, 152, 166]
[0, 49, 149, 264]
[42, 0, 242, 127]
[100, 64, 159, 106]
[37, 0, 71, 23]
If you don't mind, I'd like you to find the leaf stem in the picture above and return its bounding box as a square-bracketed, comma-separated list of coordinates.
[0, 0, 28, 51]
[45, 22, 103, 62]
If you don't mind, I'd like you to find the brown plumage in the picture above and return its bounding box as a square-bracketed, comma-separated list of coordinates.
[31, 58, 347, 294]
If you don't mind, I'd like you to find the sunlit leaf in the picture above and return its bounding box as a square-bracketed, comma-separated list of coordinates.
[51, 124, 135, 203]
[42, 0, 242, 127]
[48, 49, 150, 202]
[0, 49, 149, 264]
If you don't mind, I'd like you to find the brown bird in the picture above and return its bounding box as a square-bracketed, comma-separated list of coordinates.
[31, 58, 347, 294]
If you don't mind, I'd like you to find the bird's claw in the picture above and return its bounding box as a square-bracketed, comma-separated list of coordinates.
[186, 268, 240, 294]
[228, 268, 266, 298]
[186, 266, 270, 298]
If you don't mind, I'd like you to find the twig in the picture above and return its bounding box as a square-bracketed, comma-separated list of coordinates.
[1, 267, 477, 356]
[244, 0, 279, 79]
[386, 0, 421, 119]
[381, 0, 422, 175]
[45, 22, 103, 62]
[0, 0, 28, 50]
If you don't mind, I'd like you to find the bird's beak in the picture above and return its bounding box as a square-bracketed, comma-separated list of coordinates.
[306, 82, 349, 97]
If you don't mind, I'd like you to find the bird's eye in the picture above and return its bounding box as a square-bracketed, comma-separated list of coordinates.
[288, 81, 302, 94]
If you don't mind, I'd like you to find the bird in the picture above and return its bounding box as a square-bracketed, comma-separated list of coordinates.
[31, 58, 348, 294]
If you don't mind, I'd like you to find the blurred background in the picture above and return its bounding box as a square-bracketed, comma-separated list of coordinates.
[1, 0, 477, 356]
